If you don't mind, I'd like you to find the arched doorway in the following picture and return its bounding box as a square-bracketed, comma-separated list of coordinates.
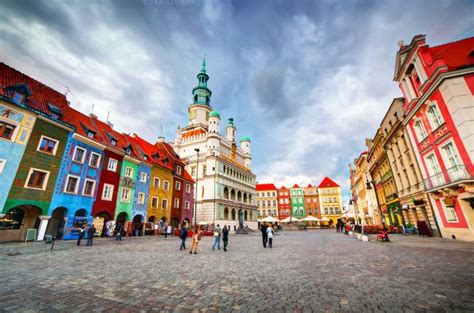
[132, 214, 144, 236]
[237, 191, 242, 202]
[46, 207, 67, 239]
[244, 210, 248, 221]
[231, 189, 236, 200]
[172, 217, 180, 228]
[231, 208, 236, 221]
[0, 205, 41, 242]
[243, 193, 248, 203]
[224, 207, 229, 220]
[223, 187, 229, 199]
[148, 216, 156, 223]
[95, 211, 112, 237]
[250, 211, 253, 221]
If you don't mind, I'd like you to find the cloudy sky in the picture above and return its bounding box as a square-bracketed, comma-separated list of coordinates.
[1, 0, 472, 199]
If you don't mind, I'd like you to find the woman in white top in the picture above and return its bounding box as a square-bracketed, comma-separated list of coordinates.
[266, 224, 274, 248]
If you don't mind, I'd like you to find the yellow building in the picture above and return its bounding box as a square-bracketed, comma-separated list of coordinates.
[256, 183, 278, 218]
[317, 177, 343, 226]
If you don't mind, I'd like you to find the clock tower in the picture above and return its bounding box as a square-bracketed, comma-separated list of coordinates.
[188, 58, 212, 126]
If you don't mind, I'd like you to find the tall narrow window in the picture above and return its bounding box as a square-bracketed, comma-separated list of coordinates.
[427, 104, 444, 129]
[0, 121, 16, 140]
[73, 147, 86, 163]
[427, 154, 441, 175]
[442, 142, 461, 169]
[83, 179, 96, 196]
[37, 136, 58, 155]
[89, 152, 101, 168]
[64, 175, 80, 194]
[414, 121, 427, 141]
[25, 168, 49, 190]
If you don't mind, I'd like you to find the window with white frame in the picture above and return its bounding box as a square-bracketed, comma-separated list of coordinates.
[0, 159, 6, 175]
[83, 179, 96, 196]
[414, 120, 427, 141]
[125, 166, 133, 178]
[175, 181, 181, 190]
[64, 175, 80, 194]
[162, 198, 168, 210]
[185, 201, 190, 210]
[120, 187, 131, 202]
[137, 192, 145, 204]
[102, 184, 114, 200]
[174, 198, 180, 208]
[163, 180, 169, 190]
[139, 172, 147, 182]
[441, 142, 461, 169]
[0, 121, 17, 141]
[427, 103, 444, 130]
[426, 154, 441, 175]
[153, 177, 160, 188]
[441, 199, 458, 222]
[107, 158, 118, 172]
[89, 152, 101, 168]
[25, 168, 50, 190]
[151, 196, 159, 208]
[72, 146, 86, 163]
[37, 136, 59, 155]
[176, 165, 182, 175]
[185, 184, 191, 193]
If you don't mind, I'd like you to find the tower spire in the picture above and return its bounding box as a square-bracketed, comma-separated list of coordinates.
[191, 57, 212, 107]
[201, 55, 206, 73]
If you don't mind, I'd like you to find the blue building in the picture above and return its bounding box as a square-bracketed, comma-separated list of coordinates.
[45, 109, 106, 240]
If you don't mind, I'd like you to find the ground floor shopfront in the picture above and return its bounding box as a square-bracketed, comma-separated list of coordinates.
[400, 192, 440, 237]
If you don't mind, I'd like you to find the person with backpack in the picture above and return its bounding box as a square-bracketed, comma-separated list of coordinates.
[179, 223, 188, 250]
[222, 225, 229, 252]
[266, 223, 275, 248]
[212, 224, 222, 250]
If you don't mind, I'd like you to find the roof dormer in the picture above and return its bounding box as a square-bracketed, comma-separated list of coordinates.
[5, 83, 32, 105]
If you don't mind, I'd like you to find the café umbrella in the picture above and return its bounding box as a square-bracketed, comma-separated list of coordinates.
[302, 215, 320, 222]
[280, 216, 301, 223]
[261, 216, 279, 223]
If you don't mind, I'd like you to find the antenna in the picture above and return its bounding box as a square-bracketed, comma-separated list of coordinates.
[54, 80, 73, 98]
[91, 103, 95, 115]
[106, 111, 110, 123]
[160, 125, 163, 137]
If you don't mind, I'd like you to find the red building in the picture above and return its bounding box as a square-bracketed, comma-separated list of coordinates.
[277, 186, 291, 219]
[394, 35, 474, 241]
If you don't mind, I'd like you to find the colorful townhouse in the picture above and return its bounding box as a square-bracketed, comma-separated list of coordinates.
[124, 134, 151, 233]
[317, 177, 343, 225]
[130, 134, 174, 224]
[90, 115, 127, 232]
[394, 35, 474, 241]
[46, 108, 107, 240]
[256, 183, 278, 218]
[157, 139, 194, 227]
[277, 186, 291, 219]
[290, 184, 305, 219]
[0, 63, 74, 242]
[304, 184, 320, 218]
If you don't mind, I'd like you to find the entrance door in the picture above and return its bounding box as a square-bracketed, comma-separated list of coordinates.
[46, 207, 67, 239]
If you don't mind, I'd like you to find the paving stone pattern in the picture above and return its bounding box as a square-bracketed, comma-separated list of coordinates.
[0, 230, 473, 312]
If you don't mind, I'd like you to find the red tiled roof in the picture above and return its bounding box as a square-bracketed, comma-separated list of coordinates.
[156, 141, 194, 183]
[429, 37, 474, 71]
[0, 62, 74, 125]
[91, 115, 129, 152]
[306, 184, 313, 188]
[182, 128, 206, 139]
[256, 183, 277, 191]
[67, 108, 106, 145]
[318, 177, 340, 188]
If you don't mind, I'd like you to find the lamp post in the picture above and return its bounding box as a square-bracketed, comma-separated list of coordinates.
[194, 148, 200, 225]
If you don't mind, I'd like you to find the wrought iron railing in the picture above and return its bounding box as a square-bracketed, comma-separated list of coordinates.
[423, 164, 472, 190]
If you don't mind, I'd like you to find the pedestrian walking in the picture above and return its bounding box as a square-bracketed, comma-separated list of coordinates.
[163, 221, 168, 238]
[212, 224, 222, 250]
[190, 225, 203, 254]
[179, 224, 188, 250]
[115, 223, 123, 241]
[86, 224, 96, 246]
[260, 222, 268, 248]
[77, 224, 85, 246]
[266, 224, 274, 248]
[222, 225, 229, 252]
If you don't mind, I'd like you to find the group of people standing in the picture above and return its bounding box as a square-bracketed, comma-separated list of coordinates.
[259, 223, 275, 248]
[178, 223, 230, 254]
[76, 223, 96, 246]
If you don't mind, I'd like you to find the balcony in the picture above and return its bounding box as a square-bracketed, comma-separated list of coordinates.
[423, 165, 472, 190]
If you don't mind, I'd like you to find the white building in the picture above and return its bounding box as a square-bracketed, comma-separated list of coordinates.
[173, 59, 258, 229]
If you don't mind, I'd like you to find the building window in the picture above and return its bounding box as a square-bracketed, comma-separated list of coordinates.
[72, 147, 86, 163]
[163, 180, 169, 190]
[186, 184, 191, 193]
[151, 197, 159, 208]
[191, 166, 196, 177]
[89, 152, 101, 168]
[107, 158, 118, 172]
[83, 179, 96, 196]
[0, 159, 6, 174]
[64, 175, 80, 194]
[175, 181, 181, 190]
[25, 168, 50, 190]
[176, 165, 182, 175]
[414, 120, 427, 141]
[139, 172, 147, 182]
[153, 177, 160, 188]
[427, 103, 444, 130]
[442, 199, 458, 222]
[426, 154, 441, 175]
[137, 192, 145, 204]
[335, 208, 339, 214]
[185, 201, 190, 210]
[125, 166, 134, 178]
[174, 198, 180, 208]
[441, 142, 461, 169]
[162, 199, 168, 210]
[37, 136, 58, 155]
[0, 121, 16, 140]
[120, 187, 131, 202]
[102, 184, 114, 201]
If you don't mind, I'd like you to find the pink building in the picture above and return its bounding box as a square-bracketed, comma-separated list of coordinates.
[394, 35, 474, 241]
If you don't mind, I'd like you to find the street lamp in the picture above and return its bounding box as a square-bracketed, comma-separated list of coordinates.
[194, 148, 200, 225]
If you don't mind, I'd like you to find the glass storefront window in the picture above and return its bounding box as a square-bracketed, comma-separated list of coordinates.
[0, 208, 25, 230]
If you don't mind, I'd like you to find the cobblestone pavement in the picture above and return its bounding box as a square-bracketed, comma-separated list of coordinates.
[1, 230, 473, 312]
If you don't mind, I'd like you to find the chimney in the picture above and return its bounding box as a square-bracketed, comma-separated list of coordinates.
[156, 136, 165, 143]
[107, 121, 114, 128]
[89, 113, 98, 119]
